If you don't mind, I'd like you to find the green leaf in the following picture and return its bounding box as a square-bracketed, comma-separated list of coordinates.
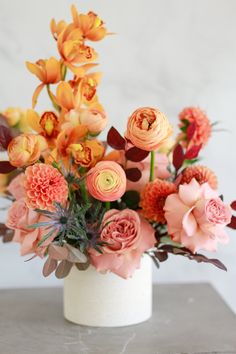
[28, 221, 51, 229]
[37, 230, 55, 247]
[159, 236, 183, 248]
[121, 190, 140, 210]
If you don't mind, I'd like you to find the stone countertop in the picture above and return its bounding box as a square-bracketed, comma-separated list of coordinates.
[0, 284, 235, 354]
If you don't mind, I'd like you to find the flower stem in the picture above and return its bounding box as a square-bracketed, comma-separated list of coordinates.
[46, 84, 61, 112]
[149, 150, 155, 182]
[105, 201, 110, 211]
[80, 179, 89, 204]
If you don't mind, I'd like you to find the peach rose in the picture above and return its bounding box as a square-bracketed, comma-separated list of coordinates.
[7, 173, 26, 200]
[6, 198, 54, 257]
[125, 107, 173, 151]
[86, 161, 126, 202]
[8, 134, 47, 167]
[89, 209, 156, 278]
[164, 178, 232, 253]
[79, 108, 108, 135]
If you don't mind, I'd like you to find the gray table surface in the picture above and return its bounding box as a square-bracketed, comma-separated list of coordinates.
[0, 284, 235, 354]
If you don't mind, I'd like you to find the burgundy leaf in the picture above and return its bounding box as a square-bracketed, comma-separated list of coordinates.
[125, 147, 149, 162]
[107, 127, 126, 150]
[227, 215, 236, 229]
[42, 257, 58, 277]
[48, 244, 69, 260]
[55, 260, 73, 279]
[185, 144, 202, 160]
[186, 122, 196, 141]
[125, 168, 142, 182]
[173, 144, 184, 171]
[154, 251, 168, 262]
[0, 161, 16, 174]
[230, 201, 236, 211]
[0, 125, 13, 150]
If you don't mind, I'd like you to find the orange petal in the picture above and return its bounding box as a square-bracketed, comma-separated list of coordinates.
[87, 27, 107, 41]
[45, 57, 61, 83]
[26, 109, 41, 132]
[26, 62, 45, 82]
[71, 4, 80, 26]
[32, 83, 45, 108]
[56, 82, 75, 111]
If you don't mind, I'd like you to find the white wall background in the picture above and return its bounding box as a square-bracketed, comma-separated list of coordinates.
[0, 0, 236, 312]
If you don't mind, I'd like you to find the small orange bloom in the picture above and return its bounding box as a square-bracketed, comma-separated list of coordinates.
[8, 134, 47, 168]
[56, 125, 88, 157]
[26, 110, 60, 141]
[67, 139, 104, 168]
[26, 57, 61, 108]
[57, 23, 97, 66]
[140, 179, 177, 223]
[56, 82, 80, 111]
[71, 5, 107, 41]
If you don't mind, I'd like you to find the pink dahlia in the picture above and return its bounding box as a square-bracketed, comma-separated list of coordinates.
[178, 107, 211, 147]
[25, 163, 68, 211]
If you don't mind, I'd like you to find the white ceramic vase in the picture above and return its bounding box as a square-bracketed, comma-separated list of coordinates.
[63, 254, 152, 327]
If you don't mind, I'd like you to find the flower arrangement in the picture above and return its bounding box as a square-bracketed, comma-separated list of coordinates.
[0, 5, 235, 280]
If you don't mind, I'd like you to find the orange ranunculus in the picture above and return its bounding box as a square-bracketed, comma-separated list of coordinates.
[56, 125, 88, 157]
[7, 134, 48, 168]
[126, 107, 173, 152]
[26, 110, 60, 142]
[26, 57, 61, 108]
[69, 140, 104, 167]
[57, 22, 97, 66]
[71, 5, 107, 41]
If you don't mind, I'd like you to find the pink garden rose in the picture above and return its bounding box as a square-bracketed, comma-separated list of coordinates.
[7, 173, 26, 200]
[164, 178, 232, 253]
[89, 209, 156, 278]
[6, 198, 54, 257]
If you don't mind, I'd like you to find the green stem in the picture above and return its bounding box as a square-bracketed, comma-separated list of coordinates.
[80, 179, 89, 204]
[46, 84, 61, 112]
[105, 201, 110, 211]
[149, 150, 155, 182]
[61, 63, 67, 81]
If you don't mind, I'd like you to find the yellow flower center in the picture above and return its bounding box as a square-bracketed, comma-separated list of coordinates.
[98, 171, 117, 191]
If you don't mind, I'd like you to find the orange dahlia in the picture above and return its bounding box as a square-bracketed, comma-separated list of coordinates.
[140, 179, 177, 223]
[178, 107, 211, 147]
[25, 163, 68, 211]
[179, 165, 218, 190]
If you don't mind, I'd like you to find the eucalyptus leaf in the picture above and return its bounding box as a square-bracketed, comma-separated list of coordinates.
[55, 260, 73, 279]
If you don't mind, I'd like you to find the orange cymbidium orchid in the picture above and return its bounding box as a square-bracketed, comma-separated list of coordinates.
[56, 81, 81, 112]
[56, 125, 88, 157]
[74, 72, 102, 105]
[50, 19, 67, 40]
[69, 140, 105, 168]
[26, 110, 61, 146]
[26, 57, 61, 108]
[71, 5, 107, 41]
[56, 23, 97, 66]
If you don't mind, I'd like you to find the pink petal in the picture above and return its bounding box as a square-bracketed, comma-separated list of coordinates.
[182, 207, 197, 236]
[179, 178, 201, 206]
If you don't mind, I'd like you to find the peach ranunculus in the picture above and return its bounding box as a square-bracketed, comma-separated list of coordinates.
[86, 161, 126, 202]
[6, 198, 54, 257]
[125, 107, 173, 152]
[25, 163, 68, 211]
[26, 57, 61, 108]
[164, 178, 232, 253]
[89, 209, 156, 278]
[63, 106, 107, 135]
[7, 134, 48, 168]
[7, 173, 26, 200]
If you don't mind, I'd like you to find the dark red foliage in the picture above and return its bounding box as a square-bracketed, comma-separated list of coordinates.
[125, 146, 149, 162]
[185, 144, 202, 160]
[227, 215, 236, 230]
[186, 122, 196, 141]
[173, 144, 185, 171]
[0, 125, 13, 150]
[125, 168, 142, 182]
[0, 161, 16, 174]
[107, 127, 126, 150]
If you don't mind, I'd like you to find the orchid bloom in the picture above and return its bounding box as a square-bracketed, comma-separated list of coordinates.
[71, 5, 107, 41]
[69, 139, 105, 167]
[56, 82, 81, 111]
[26, 57, 61, 108]
[56, 125, 88, 157]
[26, 110, 60, 144]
